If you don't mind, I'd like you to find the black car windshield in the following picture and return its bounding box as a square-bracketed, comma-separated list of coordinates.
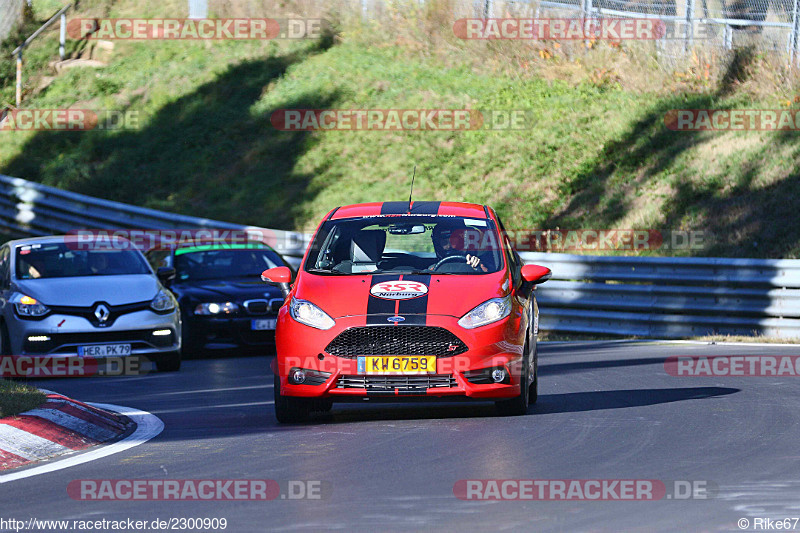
[305, 215, 504, 275]
[173, 245, 285, 281]
[15, 243, 151, 279]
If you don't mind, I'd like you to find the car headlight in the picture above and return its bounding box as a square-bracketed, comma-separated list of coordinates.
[11, 293, 50, 317]
[150, 289, 177, 312]
[289, 297, 334, 330]
[458, 295, 512, 329]
[194, 301, 238, 315]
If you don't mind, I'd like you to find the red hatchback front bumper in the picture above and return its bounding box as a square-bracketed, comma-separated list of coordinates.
[274, 311, 527, 401]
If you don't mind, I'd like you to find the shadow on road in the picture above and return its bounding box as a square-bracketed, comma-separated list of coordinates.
[533, 386, 739, 415]
[540, 356, 668, 376]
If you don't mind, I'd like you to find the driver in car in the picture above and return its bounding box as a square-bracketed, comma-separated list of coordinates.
[430, 223, 490, 272]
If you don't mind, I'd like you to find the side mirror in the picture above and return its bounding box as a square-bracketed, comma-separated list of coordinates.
[261, 266, 292, 297]
[521, 264, 551, 285]
[156, 267, 176, 285]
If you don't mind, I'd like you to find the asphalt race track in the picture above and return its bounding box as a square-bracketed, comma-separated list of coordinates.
[7, 342, 800, 532]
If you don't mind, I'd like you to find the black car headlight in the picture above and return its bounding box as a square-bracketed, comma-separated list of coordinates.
[458, 295, 512, 329]
[150, 289, 177, 312]
[11, 293, 50, 318]
[289, 297, 334, 330]
[194, 302, 239, 315]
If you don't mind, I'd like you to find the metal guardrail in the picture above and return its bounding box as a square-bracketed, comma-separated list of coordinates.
[11, 3, 72, 107]
[522, 252, 800, 338]
[0, 174, 310, 268]
[0, 173, 797, 338]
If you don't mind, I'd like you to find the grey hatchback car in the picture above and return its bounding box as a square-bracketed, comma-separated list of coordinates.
[0, 236, 182, 372]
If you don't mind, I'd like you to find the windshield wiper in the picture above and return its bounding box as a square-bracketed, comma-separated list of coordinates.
[306, 268, 343, 275]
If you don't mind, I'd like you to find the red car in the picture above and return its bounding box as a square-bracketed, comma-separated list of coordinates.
[262, 202, 551, 422]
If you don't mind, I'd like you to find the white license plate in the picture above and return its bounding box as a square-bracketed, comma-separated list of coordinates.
[251, 319, 277, 331]
[78, 344, 132, 357]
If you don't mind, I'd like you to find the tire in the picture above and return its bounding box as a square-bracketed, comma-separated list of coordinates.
[495, 337, 531, 416]
[529, 340, 539, 406]
[313, 398, 334, 413]
[273, 373, 311, 423]
[0, 321, 16, 380]
[155, 350, 182, 372]
[0, 321, 11, 356]
[180, 314, 200, 359]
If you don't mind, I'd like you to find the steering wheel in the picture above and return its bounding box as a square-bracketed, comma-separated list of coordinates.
[431, 254, 468, 271]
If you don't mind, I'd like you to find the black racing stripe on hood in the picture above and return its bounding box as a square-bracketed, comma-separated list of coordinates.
[366, 274, 401, 324]
[408, 201, 440, 214]
[380, 201, 441, 215]
[397, 274, 430, 324]
[380, 202, 409, 215]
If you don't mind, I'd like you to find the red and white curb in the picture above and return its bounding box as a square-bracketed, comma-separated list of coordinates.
[0, 392, 163, 482]
[0, 393, 129, 470]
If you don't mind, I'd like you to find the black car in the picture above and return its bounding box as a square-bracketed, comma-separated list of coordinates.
[156, 242, 292, 356]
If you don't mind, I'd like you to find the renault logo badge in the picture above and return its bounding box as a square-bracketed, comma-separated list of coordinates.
[94, 304, 110, 323]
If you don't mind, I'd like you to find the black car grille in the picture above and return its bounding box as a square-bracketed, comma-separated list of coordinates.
[44, 302, 153, 327]
[324, 326, 468, 358]
[243, 299, 283, 315]
[336, 374, 457, 391]
[24, 329, 175, 354]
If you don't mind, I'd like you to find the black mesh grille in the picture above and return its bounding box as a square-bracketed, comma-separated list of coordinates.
[336, 374, 457, 391]
[324, 326, 468, 358]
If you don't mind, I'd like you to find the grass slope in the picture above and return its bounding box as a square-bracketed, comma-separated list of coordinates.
[0, 379, 46, 418]
[1, 0, 799, 257]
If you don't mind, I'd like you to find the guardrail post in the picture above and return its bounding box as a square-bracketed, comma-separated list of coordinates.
[188, 0, 208, 19]
[15, 48, 22, 107]
[583, 0, 594, 46]
[791, 0, 800, 65]
[724, 24, 733, 49]
[685, 0, 695, 51]
[59, 12, 66, 60]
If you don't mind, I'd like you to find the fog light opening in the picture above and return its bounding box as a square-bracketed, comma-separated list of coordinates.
[491, 369, 507, 383]
[289, 368, 306, 385]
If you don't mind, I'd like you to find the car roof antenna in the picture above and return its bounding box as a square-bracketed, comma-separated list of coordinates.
[407, 165, 416, 213]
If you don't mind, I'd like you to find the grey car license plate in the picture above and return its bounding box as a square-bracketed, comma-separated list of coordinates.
[251, 319, 277, 330]
[78, 344, 132, 357]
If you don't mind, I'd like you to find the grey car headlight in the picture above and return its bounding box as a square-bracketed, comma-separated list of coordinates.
[194, 302, 238, 315]
[458, 295, 512, 329]
[289, 297, 334, 330]
[11, 293, 50, 317]
[150, 289, 177, 312]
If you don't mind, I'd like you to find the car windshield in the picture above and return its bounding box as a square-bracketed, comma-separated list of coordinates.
[15, 243, 151, 279]
[305, 215, 504, 275]
[173, 245, 285, 281]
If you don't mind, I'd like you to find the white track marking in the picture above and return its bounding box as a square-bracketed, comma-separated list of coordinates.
[23, 409, 117, 442]
[0, 425, 70, 460]
[0, 403, 163, 483]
